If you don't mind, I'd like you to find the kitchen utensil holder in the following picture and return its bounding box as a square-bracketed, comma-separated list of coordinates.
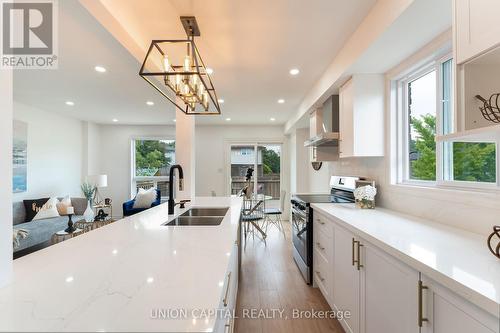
[476, 94, 500, 123]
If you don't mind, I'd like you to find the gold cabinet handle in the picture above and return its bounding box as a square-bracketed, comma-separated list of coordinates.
[223, 272, 232, 307]
[418, 280, 429, 327]
[316, 242, 325, 251]
[315, 270, 325, 282]
[317, 219, 325, 225]
[352, 238, 358, 266]
[356, 242, 364, 270]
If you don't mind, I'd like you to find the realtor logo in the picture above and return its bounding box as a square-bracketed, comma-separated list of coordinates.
[1, 0, 58, 69]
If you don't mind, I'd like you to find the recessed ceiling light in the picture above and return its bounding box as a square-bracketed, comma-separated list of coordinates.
[94, 66, 106, 73]
[173, 119, 176, 123]
[289, 68, 300, 75]
[278, 99, 285, 104]
[206, 67, 214, 75]
[147, 277, 154, 284]
[146, 101, 154, 106]
[225, 118, 231, 121]
[270, 117, 276, 121]
[65, 101, 74, 106]
[218, 99, 224, 104]
[112, 118, 118, 122]
[65, 276, 74, 283]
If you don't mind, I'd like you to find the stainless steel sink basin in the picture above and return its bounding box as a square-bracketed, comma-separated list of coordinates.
[180, 207, 229, 217]
[162, 207, 229, 226]
[163, 216, 224, 226]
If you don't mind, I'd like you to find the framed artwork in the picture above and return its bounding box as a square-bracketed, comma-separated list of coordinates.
[13, 120, 27, 193]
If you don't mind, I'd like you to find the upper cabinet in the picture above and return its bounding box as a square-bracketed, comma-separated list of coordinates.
[339, 74, 385, 158]
[447, 0, 500, 139]
[454, 0, 500, 64]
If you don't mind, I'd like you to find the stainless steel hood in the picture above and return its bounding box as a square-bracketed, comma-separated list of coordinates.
[304, 95, 339, 147]
[304, 132, 340, 147]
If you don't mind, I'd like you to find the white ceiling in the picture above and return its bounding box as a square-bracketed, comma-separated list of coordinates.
[15, 0, 378, 125]
[14, 0, 177, 125]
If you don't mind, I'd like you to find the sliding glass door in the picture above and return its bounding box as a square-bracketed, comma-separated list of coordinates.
[230, 143, 282, 208]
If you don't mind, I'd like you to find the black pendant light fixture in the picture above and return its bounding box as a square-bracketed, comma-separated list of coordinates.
[139, 16, 221, 115]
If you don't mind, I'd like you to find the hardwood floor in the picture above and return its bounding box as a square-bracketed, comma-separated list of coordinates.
[235, 221, 345, 333]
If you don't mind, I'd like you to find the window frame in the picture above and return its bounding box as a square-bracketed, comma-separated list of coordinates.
[130, 136, 175, 199]
[395, 53, 499, 191]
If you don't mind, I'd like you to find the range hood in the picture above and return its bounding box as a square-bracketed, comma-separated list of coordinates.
[304, 95, 340, 147]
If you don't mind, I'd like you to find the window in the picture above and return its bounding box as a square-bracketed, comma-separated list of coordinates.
[407, 69, 437, 181]
[229, 143, 282, 208]
[132, 139, 175, 198]
[396, 55, 497, 188]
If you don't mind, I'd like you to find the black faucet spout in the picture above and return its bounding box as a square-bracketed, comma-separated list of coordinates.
[168, 164, 184, 214]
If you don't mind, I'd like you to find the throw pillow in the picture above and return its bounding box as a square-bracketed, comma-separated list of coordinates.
[23, 198, 50, 222]
[32, 197, 61, 221]
[56, 196, 73, 215]
[133, 188, 157, 209]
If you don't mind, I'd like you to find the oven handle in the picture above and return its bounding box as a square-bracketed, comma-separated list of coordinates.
[297, 226, 307, 237]
[292, 208, 306, 219]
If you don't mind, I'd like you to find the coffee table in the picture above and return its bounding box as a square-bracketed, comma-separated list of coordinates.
[51, 228, 83, 244]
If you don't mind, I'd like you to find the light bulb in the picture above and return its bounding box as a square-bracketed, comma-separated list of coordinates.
[198, 84, 204, 99]
[184, 55, 191, 72]
[183, 83, 190, 96]
[203, 91, 209, 107]
[175, 74, 181, 92]
[191, 75, 198, 90]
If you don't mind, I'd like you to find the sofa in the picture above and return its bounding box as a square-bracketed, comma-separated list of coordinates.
[13, 197, 87, 254]
[123, 189, 161, 216]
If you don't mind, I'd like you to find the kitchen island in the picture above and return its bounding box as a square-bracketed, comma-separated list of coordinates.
[0, 197, 242, 332]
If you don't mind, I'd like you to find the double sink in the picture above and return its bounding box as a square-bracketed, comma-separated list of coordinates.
[163, 207, 229, 226]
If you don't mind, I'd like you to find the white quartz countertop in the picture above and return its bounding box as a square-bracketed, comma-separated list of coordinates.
[0, 197, 242, 332]
[311, 203, 500, 317]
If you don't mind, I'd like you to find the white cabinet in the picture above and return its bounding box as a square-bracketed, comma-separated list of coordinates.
[359, 241, 419, 333]
[338, 75, 385, 158]
[454, 0, 500, 64]
[313, 212, 334, 304]
[420, 275, 499, 333]
[213, 242, 239, 333]
[315, 214, 422, 333]
[332, 224, 360, 333]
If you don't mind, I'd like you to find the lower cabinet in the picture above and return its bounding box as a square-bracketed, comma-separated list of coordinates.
[420, 275, 499, 333]
[317, 214, 499, 333]
[213, 242, 239, 333]
[332, 222, 419, 333]
[360, 240, 419, 333]
[332, 224, 360, 333]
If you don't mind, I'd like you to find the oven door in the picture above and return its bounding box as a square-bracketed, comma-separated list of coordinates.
[292, 206, 311, 283]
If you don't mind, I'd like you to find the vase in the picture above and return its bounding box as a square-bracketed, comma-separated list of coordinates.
[83, 200, 95, 222]
[355, 198, 375, 209]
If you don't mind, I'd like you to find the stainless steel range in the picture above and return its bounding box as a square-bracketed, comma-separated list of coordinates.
[291, 176, 360, 284]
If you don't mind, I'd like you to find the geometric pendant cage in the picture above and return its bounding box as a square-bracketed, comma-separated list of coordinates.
[139, 17, 221, 115]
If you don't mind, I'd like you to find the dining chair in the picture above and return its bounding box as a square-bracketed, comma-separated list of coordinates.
[264, 190, 286, 238]
[241, 197, 267, 248]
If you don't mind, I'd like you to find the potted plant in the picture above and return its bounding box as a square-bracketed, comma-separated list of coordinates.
[81, 182, 96, 222]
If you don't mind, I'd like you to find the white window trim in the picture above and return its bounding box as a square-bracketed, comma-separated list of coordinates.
[224, 139, 284, 197]
[393, 52, 499, 191]
[130, 136, 175, 198]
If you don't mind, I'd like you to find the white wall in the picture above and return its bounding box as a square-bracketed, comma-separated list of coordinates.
[96, 124, 176, 216]
[195, 125, 286, 196]
[0, 69, 13, 287]
[13, 103, 84, 201]
[300, 34, 500, 235]
[82, 121, 101, 176]
[289, 128, 313, 194]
